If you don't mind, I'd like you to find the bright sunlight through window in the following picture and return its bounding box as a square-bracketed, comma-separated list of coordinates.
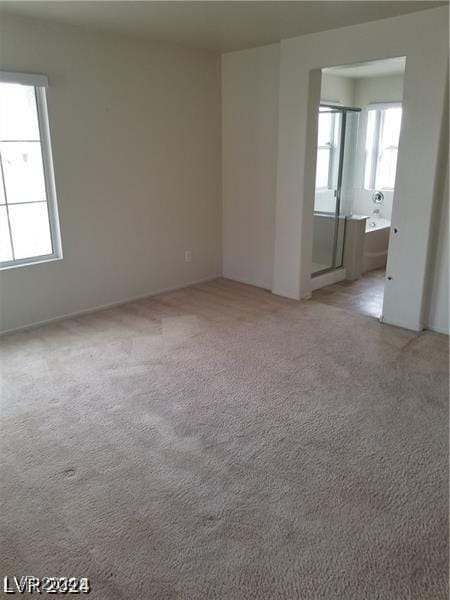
[315, 106, 340, 189]
[364, 104, 402, 190]
[0, 73, 61, 269]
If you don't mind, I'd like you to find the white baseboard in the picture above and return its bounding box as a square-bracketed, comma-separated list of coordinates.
[311, 267, 347, 291]
[0, 275, 220, 337]
[381, 315, 449, 335]
[379, 315, 423, 332]
[425, 323, 450, 335]
[222, 274, 271, 292]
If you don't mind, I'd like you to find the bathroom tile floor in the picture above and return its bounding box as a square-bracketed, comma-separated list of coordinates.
[313, 268, 385, 319]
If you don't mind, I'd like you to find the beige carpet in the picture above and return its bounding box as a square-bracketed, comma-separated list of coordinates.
[0, 278, 448, 599]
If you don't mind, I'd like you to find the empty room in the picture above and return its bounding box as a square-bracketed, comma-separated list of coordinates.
[0, 2, 448, 599]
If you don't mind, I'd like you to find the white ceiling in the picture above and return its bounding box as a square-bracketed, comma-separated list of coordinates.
[0, 1, 446, 53]
[324, 57, 406, 79]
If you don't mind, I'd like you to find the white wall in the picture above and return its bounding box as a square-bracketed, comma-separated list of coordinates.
[273, 7, 448, 332]
[320, 73, 354, 106]
[353, 73, 404, 107]
[0, 14, 222, 333]
[424, 96, 449, 335]
[222, 44, 279, 289]
[425, 171, 449, 334]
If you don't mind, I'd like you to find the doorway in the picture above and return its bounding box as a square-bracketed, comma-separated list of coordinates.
[311, 57, 405, 320]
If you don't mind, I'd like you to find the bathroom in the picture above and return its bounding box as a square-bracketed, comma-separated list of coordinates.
[311, 57, 405, 318]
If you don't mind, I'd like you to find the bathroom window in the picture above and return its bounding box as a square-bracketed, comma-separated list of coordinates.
[316, 106, 340, 189]
[364, 104, 402, 190]
[0, 71, 62, 270]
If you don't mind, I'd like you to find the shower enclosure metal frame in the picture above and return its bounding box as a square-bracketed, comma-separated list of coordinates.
[312, 103, 361, 277]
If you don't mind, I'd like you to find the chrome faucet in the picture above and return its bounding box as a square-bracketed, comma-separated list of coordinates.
[372, 191, 384, 204]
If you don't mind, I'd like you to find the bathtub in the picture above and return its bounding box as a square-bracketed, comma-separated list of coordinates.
[363, 216, 391, 273]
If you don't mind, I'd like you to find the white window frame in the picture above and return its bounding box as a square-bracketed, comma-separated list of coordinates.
[364, 101, 402, 191]
[0, 70, 62, 270]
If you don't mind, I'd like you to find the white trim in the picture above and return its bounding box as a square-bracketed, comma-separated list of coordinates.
[0, 79, 62, 270]
[310, 267, 346, 291]
[367, 101, 402, 110]
[379, 315, 423, 332]
[36, 86, 63, 260]
[0, 70, 48, 87]
[424, 323, 450, 336]
[0, 275, 219, 337]
[222, 274, 271, 291]
[0, 253, 62, 272]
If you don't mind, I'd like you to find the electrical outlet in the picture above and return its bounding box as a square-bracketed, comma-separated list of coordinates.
[184, 250, 192, 263]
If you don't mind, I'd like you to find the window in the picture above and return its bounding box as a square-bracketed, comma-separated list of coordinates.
[364, 104, 402, 190]
[316, 106, 340, 189]
[0, 71, 61, 269]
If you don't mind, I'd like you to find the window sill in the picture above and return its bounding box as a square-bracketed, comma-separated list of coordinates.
[0, 254, 63, 272]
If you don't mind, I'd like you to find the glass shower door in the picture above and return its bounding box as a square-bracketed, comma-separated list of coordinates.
[312, 106, 359, 276]
[312, 106, 343, 275]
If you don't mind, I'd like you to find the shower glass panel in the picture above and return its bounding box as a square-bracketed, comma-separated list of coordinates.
[312, 105, 360, 276]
